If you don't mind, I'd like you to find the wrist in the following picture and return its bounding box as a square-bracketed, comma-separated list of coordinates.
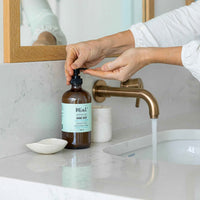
[147, 47, 183, 66]
[96, 30, 135, 57]
[136, 48, 154, 66]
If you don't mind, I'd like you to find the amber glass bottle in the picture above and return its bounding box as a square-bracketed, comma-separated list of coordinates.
[62, 69, 91, 149]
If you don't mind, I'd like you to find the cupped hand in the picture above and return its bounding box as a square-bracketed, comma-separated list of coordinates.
[65, 41, 105, 85]
[83, 48, 150, 82]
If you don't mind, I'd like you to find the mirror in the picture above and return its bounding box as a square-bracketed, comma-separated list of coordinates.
[20, 0, 152, 47]
[21, 0, 144, 46]
[4, 0, 154, 63]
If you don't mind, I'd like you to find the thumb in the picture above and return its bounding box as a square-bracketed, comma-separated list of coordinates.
[101, 57, 124, 71]
[71, 56, 86, 69]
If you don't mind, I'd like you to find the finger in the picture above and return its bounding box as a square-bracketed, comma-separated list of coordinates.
[84, 69, 117, 80]
[65, 67, 73, 81]
[65, 70, 72, 85]
[66, 80, 71, 85]
[71, 55, 87, 69]
[80, 67, 91, 73]
[101, 57, 125, 72]
[65, 49, 77, 76]
[82, 67, 103, 75]
[87, 67, 102, 71]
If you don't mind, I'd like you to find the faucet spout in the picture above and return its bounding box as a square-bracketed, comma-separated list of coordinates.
[92, 79, 159, 119]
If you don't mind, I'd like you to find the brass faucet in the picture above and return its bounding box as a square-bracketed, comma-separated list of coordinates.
[92, 78, 159, 119]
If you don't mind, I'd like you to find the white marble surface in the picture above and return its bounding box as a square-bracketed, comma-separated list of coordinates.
[0, 177, 135, 200]
[0, 61, 67, 158]
[0, 112, 200, 200]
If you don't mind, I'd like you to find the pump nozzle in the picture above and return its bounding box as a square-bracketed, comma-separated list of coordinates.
[70, 69, 83, 86]
[73, 69, 80, 78]
[73, 68, 87, 77]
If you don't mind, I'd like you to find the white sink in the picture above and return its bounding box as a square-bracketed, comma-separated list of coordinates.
[104, 129, 200, 165]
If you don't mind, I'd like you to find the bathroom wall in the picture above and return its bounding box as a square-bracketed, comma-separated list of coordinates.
[0, 0, 200, 158]
[155, 0, 185, 15]
[59, 0, 142, 44]
[0, 62, 67, 158]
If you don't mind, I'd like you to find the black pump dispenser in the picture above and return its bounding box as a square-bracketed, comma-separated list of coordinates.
[70, 69, 83, 86]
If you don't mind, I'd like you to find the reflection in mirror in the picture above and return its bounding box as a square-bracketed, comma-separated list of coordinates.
[20, 0, 67, 46]
[20, 0, 143, 46]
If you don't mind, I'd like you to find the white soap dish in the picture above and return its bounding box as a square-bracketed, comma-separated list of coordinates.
[26, 138, 68, 154]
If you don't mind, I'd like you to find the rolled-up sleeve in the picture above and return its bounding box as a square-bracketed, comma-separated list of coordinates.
[130, 1, 200, 48]
[129, 23, 159, 48]
[21, 0, 67, 45]
[182, 40, 200, 82]
[129, 1, 200, 82]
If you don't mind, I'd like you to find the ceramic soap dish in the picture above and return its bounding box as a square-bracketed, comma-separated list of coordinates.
[26, 138, 68, 154]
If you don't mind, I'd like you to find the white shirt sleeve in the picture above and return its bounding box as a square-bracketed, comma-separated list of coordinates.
[129, 1, 200, 82]
[21, 0, 67, 45]
[182, 40, 200, 81]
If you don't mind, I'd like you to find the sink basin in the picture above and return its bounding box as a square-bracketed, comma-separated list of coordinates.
[104, 129, 200, 165]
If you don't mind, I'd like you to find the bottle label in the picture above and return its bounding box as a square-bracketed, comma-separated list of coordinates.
[62, 103, 92, 133]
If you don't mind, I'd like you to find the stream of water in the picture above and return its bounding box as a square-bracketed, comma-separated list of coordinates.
[152, 119, 158, 163]
[121, 119, 158, 162]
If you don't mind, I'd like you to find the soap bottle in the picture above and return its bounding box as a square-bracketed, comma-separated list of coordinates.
[62, 69, 92, 149]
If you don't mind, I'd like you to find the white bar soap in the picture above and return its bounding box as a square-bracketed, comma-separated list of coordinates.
[92, 106, 112, 143]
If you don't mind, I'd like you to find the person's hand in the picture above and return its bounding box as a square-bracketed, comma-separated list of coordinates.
[32, 31, 57, 46]
[84, 48, 151, 82]
[65, 41, 105, 85]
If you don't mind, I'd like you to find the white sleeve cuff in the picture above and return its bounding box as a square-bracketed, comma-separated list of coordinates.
[129, 23, 159, 48]
[181, 40, 200, 82]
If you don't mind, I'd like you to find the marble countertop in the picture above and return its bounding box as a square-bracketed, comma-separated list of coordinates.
[0, 112, 200, 200]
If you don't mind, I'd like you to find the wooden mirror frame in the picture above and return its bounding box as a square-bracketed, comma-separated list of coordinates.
[186, 0, 195, 5]
[4, 0, 154, 63]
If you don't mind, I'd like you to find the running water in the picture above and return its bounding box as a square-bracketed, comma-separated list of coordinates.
[152, 119, 158, 163]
